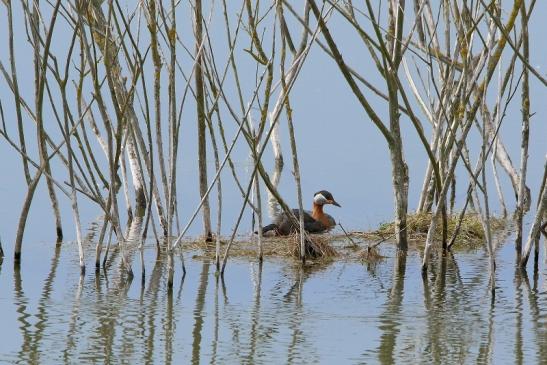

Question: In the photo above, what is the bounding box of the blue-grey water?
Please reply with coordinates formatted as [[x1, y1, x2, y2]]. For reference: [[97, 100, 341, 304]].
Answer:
[[1, 230, 546, 364]]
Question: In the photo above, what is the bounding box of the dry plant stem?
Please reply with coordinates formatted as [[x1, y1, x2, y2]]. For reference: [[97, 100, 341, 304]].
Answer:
[[0, 62, 102, 196], [209, 2, 320, 227], [338, 223, 359, 248], [515, 1, 530, 258], [56, 37, 86, 275], [414, 2, 497, 213], [95, 219, 109, 269], [168, 2, 271, 267], [219, 54, 320, 273], [206, 116, 223, 270], [247, 116, 263, 262], [170, 63, 272, 253], [12, 0, 64, 262], [146, 0, 169, 214], [385, 0, 409, 251], [284, 1, 410, 117], [253, 170, 263, 261], [491, 143, 507, 217], [217, 0, 254, 161], [448, 98, 515, 251], [80, 1, 149, 222], [4, 93, 96, 262], [120, 148, 133, 221], [212, 3, 326, 232], [308, 0, 410, 250], [14, 171, 42, 263], [102, 228, 114, 268], [220, 161, 262, 275], [447, 187, 472, 250], [195, 0, 213, 240], [479, 103, 495, 277], [279, 28, 305, 263], [520, 158, 547, 268], [422, 0, 524, 272], [163, 0, 178, 288], [75, 10, 130, 274], [203, 89, 224, 268], [5, 0, 31, 185], [30, 0, 64, 242]]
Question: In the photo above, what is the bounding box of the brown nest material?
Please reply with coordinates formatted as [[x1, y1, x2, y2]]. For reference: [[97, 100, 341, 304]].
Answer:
[[357, 212, 506, 248], [287, 233, 337, 260], [184, 232, 337, 260]]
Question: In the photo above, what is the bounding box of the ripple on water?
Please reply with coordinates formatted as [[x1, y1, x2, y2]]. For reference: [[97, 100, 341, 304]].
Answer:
[[0, 236, 546, 363]]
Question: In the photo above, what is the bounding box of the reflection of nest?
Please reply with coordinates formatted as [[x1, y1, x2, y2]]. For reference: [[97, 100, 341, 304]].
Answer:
[[358, 246, 385, 263]]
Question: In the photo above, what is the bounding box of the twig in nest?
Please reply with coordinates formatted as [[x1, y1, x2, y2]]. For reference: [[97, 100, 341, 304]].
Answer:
[[338, 222, 359, 247], [290, 233, 337, 259], [368, 225, 407, 252]]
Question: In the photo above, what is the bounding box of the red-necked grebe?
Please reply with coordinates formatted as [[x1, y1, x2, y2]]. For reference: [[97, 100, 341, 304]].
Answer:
[[261, 190, 341, 235]]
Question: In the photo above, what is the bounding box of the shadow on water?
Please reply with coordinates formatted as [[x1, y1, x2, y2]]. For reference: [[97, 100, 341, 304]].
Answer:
[[1, 234, 546, 363]]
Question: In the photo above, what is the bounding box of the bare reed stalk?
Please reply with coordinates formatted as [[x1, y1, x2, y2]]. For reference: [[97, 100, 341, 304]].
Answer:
[[56, 32, 86, 275], [307, 0, 412, 251], [480, 99, 495, 279], [172, 66, 271, 253], [3, 99, 90, 263], [161, 0, 178, 286], [246, 115, 264, 262], [195, 0, 213, 241], [515, 1, 530, 259], [520, 158, 547, 268], [29, 0, 64, 242], [11, 0, 64, 262], [5, 0, 31, 185], [217, 3, 328, 271], [205, 106, 224, 269], [278, 10, 305, 263], [422, 0, 524, 272], [146, 0, 169, 223], [75, 6, 132, 275]]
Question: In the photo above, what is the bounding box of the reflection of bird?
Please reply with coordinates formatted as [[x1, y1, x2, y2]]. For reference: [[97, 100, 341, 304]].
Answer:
[[262, 190, 341, 235]]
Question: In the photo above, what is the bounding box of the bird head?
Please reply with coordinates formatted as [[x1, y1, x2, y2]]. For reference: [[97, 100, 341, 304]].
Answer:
[[313, 190, 341, 207]]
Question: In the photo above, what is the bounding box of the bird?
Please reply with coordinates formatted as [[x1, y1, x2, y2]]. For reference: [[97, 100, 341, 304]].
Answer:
[[261, 190, 341, 236]]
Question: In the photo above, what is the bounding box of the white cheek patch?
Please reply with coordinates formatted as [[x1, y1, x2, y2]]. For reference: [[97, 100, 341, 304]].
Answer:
[[314, 193, 327, 205]]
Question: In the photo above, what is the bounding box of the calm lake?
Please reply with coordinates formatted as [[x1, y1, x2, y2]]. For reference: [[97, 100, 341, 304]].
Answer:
[[1, 229, 545, 364]]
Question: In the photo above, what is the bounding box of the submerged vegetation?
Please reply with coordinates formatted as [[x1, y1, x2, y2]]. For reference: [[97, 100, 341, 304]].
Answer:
[[0, 0, 545, 295]]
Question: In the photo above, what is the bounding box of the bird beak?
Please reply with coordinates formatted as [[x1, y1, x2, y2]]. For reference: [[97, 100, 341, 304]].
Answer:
[[330, 200, 341, 207]]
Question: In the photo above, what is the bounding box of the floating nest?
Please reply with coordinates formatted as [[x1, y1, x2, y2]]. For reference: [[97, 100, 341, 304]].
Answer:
[[357, 212, 507, 248], [186, 232, 337, 261]]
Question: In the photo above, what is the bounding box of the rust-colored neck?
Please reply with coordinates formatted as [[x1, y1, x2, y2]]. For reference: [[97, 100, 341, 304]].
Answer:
[[312, 203, 330, 227]]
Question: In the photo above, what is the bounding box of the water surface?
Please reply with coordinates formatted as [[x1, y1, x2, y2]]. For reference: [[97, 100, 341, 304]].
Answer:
[[1, 233, 546, 364]]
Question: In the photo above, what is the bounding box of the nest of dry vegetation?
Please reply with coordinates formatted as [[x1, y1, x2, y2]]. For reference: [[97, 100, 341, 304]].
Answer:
[[287, 233, 338, 259], [186, 232, 338, 261], [357, 212, 507, 248], [183, 212, 507, 263]]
